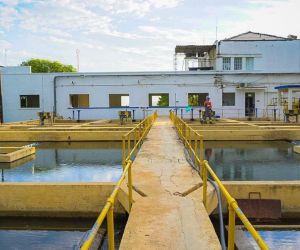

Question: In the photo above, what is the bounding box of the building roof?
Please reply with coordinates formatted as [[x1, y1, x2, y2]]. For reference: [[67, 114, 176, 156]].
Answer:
[[224, 31, 288, 41], [175, 45, 215, 56]]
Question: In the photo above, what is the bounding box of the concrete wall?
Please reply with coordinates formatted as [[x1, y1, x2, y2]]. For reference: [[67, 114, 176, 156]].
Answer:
[[0, 183, 125, 217], [222, 181, 300, 217], [2, 67, 300, 122], [217, 40, 300, 72]]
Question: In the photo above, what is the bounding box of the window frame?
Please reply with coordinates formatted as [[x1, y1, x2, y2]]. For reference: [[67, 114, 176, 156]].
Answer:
[[234, 57, 242, 70], [188, 93, 208, 107], [109, 94, 129, 107], [69, 94, 90, 108], [246, 57, 254, 71], [222, 57, 231, 70], [20, 95, 40, 108], [148, 93, 169, 107], [222, 92, 235, 106]]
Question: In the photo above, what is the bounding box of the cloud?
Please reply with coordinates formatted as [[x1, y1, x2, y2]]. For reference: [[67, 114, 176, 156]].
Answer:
[[86, 0, 181, 16]]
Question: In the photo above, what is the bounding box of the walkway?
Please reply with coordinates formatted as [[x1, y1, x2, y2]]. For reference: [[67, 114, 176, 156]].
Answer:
[[120, 117, 221, 250]]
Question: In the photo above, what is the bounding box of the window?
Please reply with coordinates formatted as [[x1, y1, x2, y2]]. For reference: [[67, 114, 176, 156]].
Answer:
[[20, 95, 40, 108], [222, 57, 231, 70], [246, 57, 254, 70], [149, 93, 169, 107], [234, 57, 242, 70], [70, 94, 89, 108], [188, 93, 208, 106], [109, 94, 129, 107], [222, 93, 235, 106]]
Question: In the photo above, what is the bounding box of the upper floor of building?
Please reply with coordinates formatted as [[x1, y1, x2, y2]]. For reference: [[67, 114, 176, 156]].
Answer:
[[175, 31, 300, 73]]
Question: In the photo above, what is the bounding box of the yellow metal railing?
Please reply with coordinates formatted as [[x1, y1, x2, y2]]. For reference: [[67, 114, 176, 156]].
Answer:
[[170, 111, 268, 250], [80, 112, 157, 250]]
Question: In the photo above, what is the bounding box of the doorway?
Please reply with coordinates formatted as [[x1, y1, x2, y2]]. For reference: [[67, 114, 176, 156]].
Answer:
[[245, 92, 255, 116]]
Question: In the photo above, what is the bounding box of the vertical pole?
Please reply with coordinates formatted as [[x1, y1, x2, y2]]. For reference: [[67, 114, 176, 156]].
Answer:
[[128, 162, 133, 211], [127, 134, 131, 160], [134, 129, 137, 154], [200, 137, 204, 177], [188, 128, 191, 155], [122, 135, 126, 170], [228, 205, 236, 250], [194, 134, 198, 165], [203, 161, 208, 209], [107, 204, 115, 250]]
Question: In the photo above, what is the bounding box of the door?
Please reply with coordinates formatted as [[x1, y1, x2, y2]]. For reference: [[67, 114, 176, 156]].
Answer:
[[245, 92, 255, 116]]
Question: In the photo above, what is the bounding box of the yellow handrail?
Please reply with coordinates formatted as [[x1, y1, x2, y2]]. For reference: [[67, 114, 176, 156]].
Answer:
[[80, 112, 157, 250], [169, 111, 268, 250]]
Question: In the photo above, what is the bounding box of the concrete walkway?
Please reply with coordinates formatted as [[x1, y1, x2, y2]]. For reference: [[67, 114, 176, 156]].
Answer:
[[120, 117, 221, 250]]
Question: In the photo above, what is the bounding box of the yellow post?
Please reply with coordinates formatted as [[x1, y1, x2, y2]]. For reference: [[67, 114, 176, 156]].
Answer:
[[122, 135, 126, 170], [107, 203, 115, 250], [134, 129, 137, 154], [128, 162, 133, 211], [194, 136, 198, 165], [200, 137, 204, 177], [203, 160, 208, 209], [127, 134, 131, 159], [228, 204, 236, 250]]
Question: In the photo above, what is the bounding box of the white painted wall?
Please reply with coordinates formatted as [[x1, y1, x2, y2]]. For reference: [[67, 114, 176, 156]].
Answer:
[[216, 40, 300, 72], [2, 67, 300, 122]]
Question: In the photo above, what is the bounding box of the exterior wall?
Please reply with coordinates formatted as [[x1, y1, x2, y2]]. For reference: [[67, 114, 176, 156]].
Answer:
[[2, 67, 300, 122], [216, 40, 300, 73]]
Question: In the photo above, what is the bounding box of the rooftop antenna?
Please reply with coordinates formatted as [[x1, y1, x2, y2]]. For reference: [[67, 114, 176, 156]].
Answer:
[[76, 49, 80, 72], [4, 49, 7, 66], [215, 17, 218, 41]]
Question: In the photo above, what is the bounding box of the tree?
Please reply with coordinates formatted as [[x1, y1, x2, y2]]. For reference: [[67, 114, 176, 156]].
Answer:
[[21, 58, 77, 73], [157, 94, 169, 106]]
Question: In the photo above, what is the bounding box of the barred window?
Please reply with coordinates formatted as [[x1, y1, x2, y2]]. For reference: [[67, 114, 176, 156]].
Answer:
[[234, 57, 242, 70], [222, 57, 231, 70]]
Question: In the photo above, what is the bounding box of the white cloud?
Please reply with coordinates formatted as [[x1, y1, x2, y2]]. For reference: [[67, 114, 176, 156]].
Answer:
[[86, 0, 181, 16]]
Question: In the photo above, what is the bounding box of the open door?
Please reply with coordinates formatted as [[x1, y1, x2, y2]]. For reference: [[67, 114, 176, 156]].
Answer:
[[245, 92, 255, 116]]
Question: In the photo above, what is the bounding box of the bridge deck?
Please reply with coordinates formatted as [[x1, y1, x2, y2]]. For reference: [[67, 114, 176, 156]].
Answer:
[[120, 117, 220, 250]]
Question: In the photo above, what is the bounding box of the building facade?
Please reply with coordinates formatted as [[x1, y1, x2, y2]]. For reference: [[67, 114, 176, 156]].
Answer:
[[1, 32, 300, 122]]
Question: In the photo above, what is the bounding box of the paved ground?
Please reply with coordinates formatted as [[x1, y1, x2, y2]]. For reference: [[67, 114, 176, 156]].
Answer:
[[120, 117, 221, 250]]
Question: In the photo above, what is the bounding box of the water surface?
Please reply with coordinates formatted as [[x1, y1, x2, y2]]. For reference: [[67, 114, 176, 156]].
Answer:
[[245, 229, 300, 250], [204, 141, 300, 181], [0, 142, 122, 182]]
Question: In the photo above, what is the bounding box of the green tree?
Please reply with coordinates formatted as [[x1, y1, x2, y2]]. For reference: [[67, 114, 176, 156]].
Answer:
[[157, 95, 169, 106], [21, 58, 77, 73]]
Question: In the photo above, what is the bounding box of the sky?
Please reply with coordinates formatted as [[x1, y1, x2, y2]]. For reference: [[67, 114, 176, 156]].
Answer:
[[0, 0, 299, 72]]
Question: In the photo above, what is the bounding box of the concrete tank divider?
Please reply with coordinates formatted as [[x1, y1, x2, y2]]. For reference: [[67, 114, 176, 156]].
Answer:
[[0, 182, 126, 217], [217, 181, 300, 218]]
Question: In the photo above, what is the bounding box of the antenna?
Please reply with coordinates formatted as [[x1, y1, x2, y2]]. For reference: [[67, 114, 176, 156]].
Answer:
[[4, 49, 7, 66], [76, 49, 80, 72], [215, 17, 218, 41]]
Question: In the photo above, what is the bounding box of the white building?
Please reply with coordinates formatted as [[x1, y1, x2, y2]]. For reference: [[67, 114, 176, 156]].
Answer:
[[1, 31, 300, 122]]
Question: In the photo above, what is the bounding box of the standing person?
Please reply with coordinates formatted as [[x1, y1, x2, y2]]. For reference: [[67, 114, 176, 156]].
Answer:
[[204, 96, 213, 123]]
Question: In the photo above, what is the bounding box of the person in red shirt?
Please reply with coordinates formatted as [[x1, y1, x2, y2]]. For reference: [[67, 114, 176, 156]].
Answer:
[[204, 96, 213, 123]]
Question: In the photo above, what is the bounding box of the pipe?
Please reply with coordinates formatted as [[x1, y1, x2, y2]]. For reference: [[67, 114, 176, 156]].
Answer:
[[184, 149, 227, 250]]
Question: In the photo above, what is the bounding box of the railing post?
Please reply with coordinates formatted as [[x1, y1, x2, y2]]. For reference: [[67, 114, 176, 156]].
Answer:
[[189, 127, 192, 149], [127, 134, 131, 160], [228, 204, 236, 250], [128, 161, 133, 211], [134, 129, 137, 154], [203, 160, 208, 209], [194, 133, 198, 165], [122, 135, 126, 170], [200, 136, 204, 177], [107, 203, 115, 250]]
